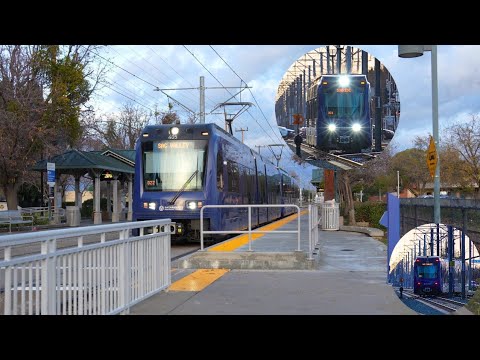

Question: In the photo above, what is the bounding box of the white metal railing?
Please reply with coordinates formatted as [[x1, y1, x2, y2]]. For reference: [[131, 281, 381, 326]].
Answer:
[[0, 219, 173, 315], [20, 206, 66, 221], [308, 204, 321, 260], [200, 204, 301, 251]]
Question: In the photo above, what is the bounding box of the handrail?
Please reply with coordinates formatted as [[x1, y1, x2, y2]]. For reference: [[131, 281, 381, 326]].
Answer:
[[200, 204, 300, 251], [0, 219, 174, 315]]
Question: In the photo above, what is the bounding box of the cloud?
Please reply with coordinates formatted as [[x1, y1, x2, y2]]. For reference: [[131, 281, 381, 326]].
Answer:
[[88, 45, 480, 182]]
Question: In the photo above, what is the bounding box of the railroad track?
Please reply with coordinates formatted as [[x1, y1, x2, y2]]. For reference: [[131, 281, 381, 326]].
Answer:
[[401, 289, 465, 314], [285, 140, 379, 168]]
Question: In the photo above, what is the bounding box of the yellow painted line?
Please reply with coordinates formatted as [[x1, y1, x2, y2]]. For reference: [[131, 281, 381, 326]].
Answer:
[[207, 209, 309, 252], [168, 269, 230, 292]]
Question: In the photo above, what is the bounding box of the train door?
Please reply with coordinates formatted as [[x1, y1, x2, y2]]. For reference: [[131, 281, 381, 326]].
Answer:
[[264, 164, 269, 222], [215, 146, 226, 233], [279, 172, 285, 217], [238, 164, 248, 230], [253, 156, 260, 227]]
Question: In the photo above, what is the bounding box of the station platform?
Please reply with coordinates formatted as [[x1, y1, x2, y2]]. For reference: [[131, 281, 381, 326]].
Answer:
[[130, 208, 418, 315]]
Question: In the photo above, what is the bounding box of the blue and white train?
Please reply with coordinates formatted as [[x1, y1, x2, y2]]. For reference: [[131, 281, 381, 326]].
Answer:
[[133, 123, 301, 242]]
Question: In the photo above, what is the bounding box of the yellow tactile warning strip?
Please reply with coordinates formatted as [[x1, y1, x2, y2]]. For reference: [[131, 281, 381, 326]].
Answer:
[[207, 209, 309, 252], [168, 210, 308, 292], [168, 269, 230, 292]]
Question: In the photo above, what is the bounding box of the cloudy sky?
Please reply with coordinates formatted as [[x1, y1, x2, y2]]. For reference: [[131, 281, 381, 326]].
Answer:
[[87, 45, 480, 189]]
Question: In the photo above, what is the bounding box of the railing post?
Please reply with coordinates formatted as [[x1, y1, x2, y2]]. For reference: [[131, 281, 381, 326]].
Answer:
[[100, 232, 106, 315], [118, 231, 126, 313], [123, 229, 131, 314], [4, 247, 11, 315], [200, 207, 205, 251], [308, 205, 313, 260], [248, 206, 252, 251], [297, 206, 301, 252], [41, 239, 57, 315]]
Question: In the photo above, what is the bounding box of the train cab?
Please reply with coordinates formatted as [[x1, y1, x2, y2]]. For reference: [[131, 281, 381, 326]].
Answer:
[[413, 256, 442, 296]]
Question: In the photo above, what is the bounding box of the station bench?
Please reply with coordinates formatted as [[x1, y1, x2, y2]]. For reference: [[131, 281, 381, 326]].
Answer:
[[0, 210, 34, 232]]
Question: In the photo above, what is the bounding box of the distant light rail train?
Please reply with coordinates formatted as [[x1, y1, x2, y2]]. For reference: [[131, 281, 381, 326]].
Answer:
[[413, 256, 474, 296], [305, 74, 372, 153], [133, 123, 301, 242]]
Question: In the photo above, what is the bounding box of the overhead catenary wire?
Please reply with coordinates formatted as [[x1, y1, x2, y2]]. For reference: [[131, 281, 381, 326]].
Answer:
[[101, 84, 156, 112], [111, 47, 199, 106], [183, 45, 282, 146], [85, 46, 216, 122], [208, 45, 286, 145], [146, 45, 219, 109]]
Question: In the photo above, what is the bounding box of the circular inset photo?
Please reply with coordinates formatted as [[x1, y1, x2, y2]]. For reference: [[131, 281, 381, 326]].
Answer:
[[275, 45, 400, 163]]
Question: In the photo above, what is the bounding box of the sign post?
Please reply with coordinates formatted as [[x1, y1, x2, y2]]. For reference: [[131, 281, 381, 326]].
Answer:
[[47, 162, 56, 187], [47, 162, 55, 221], [426, 136, 438, 178]]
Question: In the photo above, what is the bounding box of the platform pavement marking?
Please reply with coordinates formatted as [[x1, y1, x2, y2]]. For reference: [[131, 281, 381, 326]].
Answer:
[[168, 269, 230, 292], [207, 209, 309, 252]]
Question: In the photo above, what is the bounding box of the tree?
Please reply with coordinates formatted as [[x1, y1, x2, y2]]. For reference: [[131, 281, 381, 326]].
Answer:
[[338, 170, 356, 225], [444, 114, 480, 198], [157, 102, 181, 125], [83, 103, 152, 150], [389, 148, 431, 194], [0, 45, 104, 210]]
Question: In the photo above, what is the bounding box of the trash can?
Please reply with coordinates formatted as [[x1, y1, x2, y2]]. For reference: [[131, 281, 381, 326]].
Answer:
[[66, 206, 80, 227], [321, 201, 339, 230]]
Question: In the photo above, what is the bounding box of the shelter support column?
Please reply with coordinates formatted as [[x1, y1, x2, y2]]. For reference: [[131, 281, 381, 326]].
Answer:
[[106, 181, 112, 220], [127, 176, 132, 221], [75, 175, 81, 208], [93, 173, 102, 224], [112, 175, 119, 222]]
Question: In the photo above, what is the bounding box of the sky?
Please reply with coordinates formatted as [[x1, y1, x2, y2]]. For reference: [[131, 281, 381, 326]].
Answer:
[[87, 45, 480, 189]]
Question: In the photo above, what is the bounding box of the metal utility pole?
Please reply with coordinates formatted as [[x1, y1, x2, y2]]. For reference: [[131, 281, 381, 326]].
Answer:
[[346, 46, 352, 74], [326, 46, 331, 74], [448, 225, 454, 298], [157, 77, 250, 124], [200, 76, 205, 123], [235, 127, 248, 144], [362, 50, 369, 75], [374, 58, 382, 152], [336, 45, 342, 74]]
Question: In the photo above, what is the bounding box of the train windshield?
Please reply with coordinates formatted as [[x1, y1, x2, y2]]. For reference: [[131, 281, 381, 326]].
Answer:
[[143, 140, 207, 191], [323, 85, 366, 119], [416, 264, 438, 279]]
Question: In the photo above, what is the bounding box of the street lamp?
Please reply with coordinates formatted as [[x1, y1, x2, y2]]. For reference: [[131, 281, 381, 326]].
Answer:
[[398, 45, 440, 225]]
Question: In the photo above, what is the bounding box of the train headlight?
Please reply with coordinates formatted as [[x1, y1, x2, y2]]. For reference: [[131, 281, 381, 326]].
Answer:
[[352, 123, 361, 132], [148, 202, 156, 210], [338, 76, 350, 87], [170, 127, 179, 135], [185, 201, 203, 210], [328, 124, 336, 132]]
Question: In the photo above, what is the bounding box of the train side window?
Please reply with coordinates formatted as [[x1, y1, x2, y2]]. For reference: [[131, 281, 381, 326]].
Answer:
[[217, 152, 224, 190], [258, 171, 265, 203], [227, 162, 239, 193]]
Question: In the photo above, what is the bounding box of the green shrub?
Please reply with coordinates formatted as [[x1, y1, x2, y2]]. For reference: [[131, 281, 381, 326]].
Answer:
[[354, 201, 387, 231], [33, 214, 49, 226], [81, 198, 109, 218]]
